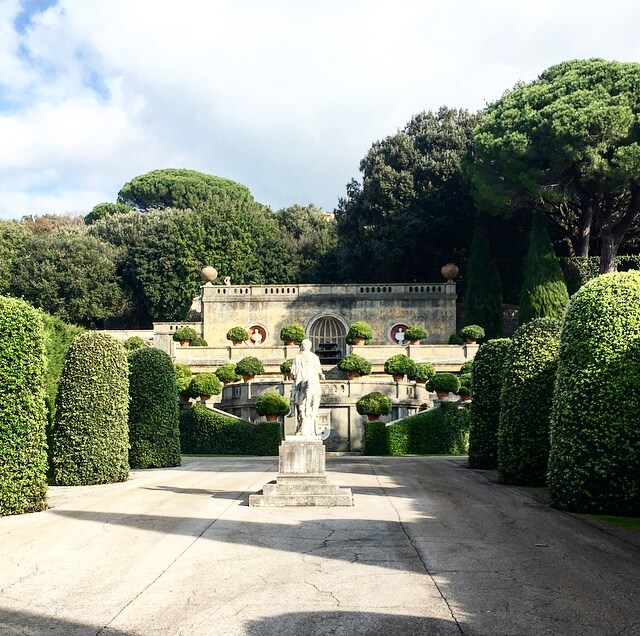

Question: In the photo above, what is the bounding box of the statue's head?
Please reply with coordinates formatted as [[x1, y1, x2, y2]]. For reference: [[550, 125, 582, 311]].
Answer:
[[300, 338, 312, 351]]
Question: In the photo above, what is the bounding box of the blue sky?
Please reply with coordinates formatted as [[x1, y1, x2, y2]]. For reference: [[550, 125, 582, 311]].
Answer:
[[1, 0, 639, 219]]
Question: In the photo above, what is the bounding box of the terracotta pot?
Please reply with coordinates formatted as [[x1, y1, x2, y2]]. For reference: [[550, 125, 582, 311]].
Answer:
[[243, 375, 254, 382], [410, 339, 421, 345], [414, 379, 427, 384], [459, 393, 471, 402], [353, 337, 366, 346], [179, 340, 190, 347], [199, 394, 211, 402], [436, 390, 449, 400], [465, 338, 477, 345], [392, 374, 404, 382], [346, 371, 361, 380], [265, 414, 278, 421], [232, 340, 243, 346], [366, 414, 380, 421], [286, 340, 297, 346]]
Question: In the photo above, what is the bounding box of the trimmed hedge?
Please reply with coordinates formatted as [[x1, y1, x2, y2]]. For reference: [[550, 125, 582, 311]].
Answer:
[[498, 318, 561, 485], [50, 332, 129, 485], [468, 338, 511, 469], [364, 403, 470, 455], [128, 348, 181, 469], [0, 297, 49, 515], [180, 404, 280, 455], [549, 272, 640, 514]]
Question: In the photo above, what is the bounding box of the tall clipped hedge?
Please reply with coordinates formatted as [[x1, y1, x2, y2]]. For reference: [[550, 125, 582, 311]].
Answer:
[[363, 403, 470, 455], [51, 332, 130, 485], [549, 272, 640, 514], [180, 404, 280, 455], [518, 215, 569, 326], [468, 338, 511, 469], [128, 348, 181, 468], [498, 318, 561, 485], [0, 297, 49, 515]]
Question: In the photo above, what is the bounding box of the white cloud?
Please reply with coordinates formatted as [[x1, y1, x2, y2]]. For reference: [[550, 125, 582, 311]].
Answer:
[[1, 0, 639, 218]]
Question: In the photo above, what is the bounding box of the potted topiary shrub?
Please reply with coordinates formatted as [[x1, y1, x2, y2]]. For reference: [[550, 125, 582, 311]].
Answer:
[[384, 354, 417, 382], [123, 336, 147, 351], [449, 334, 464, 345], [458, 382, 472, 402], [405, 325, 429, 345], [173, 326, 198, 347], [255, 392, 290, 421], [189, 373, 222, 401], [428, 373, 461, 400], [279, 323, 306, 345], [280, 358, 294, 380], [337, 354, 372, 380], [189, 335, 208, 346], [346, 321, 373, 346], [226, 326, 249, 345], [459, 325, 485, 344], [235, 356, 265, 382], [408, 361, 436, 384], [215, 363, 241, 385], [356, 391, 392, 421], [175, 363, 193, 404]]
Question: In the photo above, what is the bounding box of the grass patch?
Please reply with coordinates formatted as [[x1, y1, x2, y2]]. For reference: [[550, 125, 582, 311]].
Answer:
[[587, 515, 640, 533]]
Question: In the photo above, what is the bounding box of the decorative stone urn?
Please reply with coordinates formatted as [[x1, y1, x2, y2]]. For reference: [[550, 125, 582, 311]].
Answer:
[[200, 266, 218, 283], [441, 262, 459, 282]]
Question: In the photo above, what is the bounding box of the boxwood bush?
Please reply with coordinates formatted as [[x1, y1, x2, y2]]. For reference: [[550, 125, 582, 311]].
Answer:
[[363, 402, 469, 455], [124, 336, 147, 351], [175, 363, 193, 396], [50, 332, 129, 485], [226, 326, 249, 343], [235, 356, 265, 378], [280, 323, 306, 344], [0, 297, 49, 515], [180, 404, 280, 455], [189, 373, 222, 398], [337, 354, 372, 376], [408, 361, 436, 383], [255, 392, 290, 417], [173, 326, 198, 343], [356, 392, 392, 416], [548, 272, 640, 514], [128, 348, 181, 469], [468, 338, 511, 469], [498, 318, 561, 485], [427, 373, 460, 394], [346, 321, 373, 344], [384, 354, 417, 379], [215, 363, 241, 384]]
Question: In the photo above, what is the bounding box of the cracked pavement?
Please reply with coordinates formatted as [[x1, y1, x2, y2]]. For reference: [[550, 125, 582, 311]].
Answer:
[[1, 456, 639, 635]]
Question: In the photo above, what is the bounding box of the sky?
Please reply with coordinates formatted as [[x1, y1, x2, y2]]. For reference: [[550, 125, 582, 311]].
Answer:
[[1, 0, 639, 219]]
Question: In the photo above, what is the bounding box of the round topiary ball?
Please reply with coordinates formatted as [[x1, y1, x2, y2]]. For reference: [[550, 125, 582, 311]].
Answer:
[[549, 272, 640, 514], [255, 392, 290, 417], [356, 392, 392, 416]]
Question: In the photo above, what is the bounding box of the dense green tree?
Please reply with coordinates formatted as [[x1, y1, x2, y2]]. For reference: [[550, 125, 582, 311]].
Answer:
[[471, 58, 640, 273], [463, 223, 503, 339], [549, 272, 640, 514], [335, 107, 481, 281], [84, 202, 133, 226], [0, 297, 48, 515], [10, 227, 129, 327], [0, 220, 28, 295], [274, 204, 339, 282], [117, 168, 254, 212], [519, 215, 569, 325]]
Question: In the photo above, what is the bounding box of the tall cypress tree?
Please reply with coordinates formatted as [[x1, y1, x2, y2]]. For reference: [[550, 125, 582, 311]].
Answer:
[[463, 222, 503, 339], [519, 214, 569, 325]]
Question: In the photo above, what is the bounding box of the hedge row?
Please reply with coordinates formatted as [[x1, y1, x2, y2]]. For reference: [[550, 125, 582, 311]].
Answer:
[[0, 297, 49, 515], [364, 403, 470, 455], [498, 319, 561, 485], [468, 338, 511, 469], [180, 404, 280, 455], [50, 332, 130, 485], [128, 347, 181, 469]]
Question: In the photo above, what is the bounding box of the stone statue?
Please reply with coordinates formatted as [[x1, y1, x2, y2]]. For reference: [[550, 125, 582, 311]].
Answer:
[[290, 339, 325, 437]]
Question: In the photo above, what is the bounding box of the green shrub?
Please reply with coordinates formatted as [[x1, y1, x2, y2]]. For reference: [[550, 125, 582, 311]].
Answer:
[[356, 392, 392, 416], [346, 321, 373, 344], [459, 325, 485, 341], [128, 348, 181, 469], [337, 354, 372, 376], [449, 334, 464, 345], [190, 335, 208, 346], [226, 326, 249, 343], [459, 360, 474, 375], [468, 338, 511, 469], [519, 214, 569, 326], [255, 392, 290, 417], [51, 332, 129, 485], [173, 326, 198, 343], [427, 373, 461, 394], [0, 297, 49, 515], [279, 323, 306, 344], [408, 361, 436, 382], [215, 363, 241, 384], [498, 318, 561, 485], [280, 358, 293, 374], [174, 363, 193, 395], [235, 357, 265, 378], [549, 272, 640, 514], [364, 403, 470, 455], [124, 336, 147, 351], [189, 373, 222, 397], [384, 354, 417, 378], [180, 404, 280, 455], [405, 325, 429, 342]]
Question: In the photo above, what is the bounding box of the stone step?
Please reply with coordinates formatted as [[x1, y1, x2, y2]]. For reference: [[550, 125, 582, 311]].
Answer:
[[249, 490, 353, 507], [262, 482, 347, 496]]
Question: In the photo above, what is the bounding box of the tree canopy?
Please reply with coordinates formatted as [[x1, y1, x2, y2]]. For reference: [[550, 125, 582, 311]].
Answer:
[[470, 58, 640, 273], [335, 107, 481, 281]]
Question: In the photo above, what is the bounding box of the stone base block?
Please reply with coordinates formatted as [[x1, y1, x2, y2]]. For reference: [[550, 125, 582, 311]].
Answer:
[[249, 438, 353, 507]]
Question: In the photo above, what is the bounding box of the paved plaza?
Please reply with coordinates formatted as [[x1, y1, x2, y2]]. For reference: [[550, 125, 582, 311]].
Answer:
[[1, 456, 639, 635]]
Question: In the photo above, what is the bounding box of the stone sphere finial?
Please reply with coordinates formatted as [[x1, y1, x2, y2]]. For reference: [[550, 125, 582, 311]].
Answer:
[[441, 263, 459, 282], [200, 266, 218, 284]]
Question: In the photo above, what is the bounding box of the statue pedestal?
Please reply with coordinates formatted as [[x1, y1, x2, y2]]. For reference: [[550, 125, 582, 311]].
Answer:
[[249, 437, 353, 507]]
